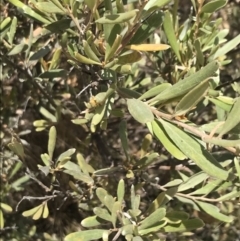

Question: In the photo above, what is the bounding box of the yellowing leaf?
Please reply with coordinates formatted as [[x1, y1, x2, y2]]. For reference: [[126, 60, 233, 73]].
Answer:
[[0, 203, 13, 212], [22, 205, 42, 217], [42, 203, 49, 219], [32, 205, 44, 220], [126, 44, 170, 51]]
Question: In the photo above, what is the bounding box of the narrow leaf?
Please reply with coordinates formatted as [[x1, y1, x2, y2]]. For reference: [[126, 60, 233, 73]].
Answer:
[[163, 11, 181, 62], [152, 121, 186, 160], [201, 0, 228, 13], [117, 179, 125, 203], [219, 97, 240, 137], [162, 219, 204, 232], [178, 172, 209, 192], [138, 208, 166, 230], [196, 201, 233, 222], [126, 44, 170, 51], [65, 229, 107, 241], [174, 78, 209, 116], [93, 207, 112, 222], [139, 83, 172, 100], [149, 61, 219, 105], [74, 52, 102, 65], [42, 202, 49, 219], [96, 10, 138, 24], [127, 99, 154, 124], [0, 203, 13, 212], [81, 216, 103, 227], [48, 126, 57, 161], [160, 119, 229, 180]]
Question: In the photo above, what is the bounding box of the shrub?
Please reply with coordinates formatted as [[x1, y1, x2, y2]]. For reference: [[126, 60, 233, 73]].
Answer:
[[1, 0, 240, 240]]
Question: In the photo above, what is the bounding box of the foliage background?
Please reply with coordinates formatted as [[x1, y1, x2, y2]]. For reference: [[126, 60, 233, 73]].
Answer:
[[1, 0, 240, 241]]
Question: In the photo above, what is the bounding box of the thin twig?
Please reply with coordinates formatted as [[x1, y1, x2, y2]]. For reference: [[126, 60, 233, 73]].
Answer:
[[16, 194, 57, 211]]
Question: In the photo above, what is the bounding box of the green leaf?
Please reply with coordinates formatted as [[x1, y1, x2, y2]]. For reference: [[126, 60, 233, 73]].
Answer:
[[201, 0, 227, 13], [117, 50, 142, 64], [96, 188, 108, 206], [45, 19, 72, 33], [57, 149, 76, 163], [163, 11, 181, 62], [105, 34, 122, 62], [196, 201, 233, 222], [0, 17, 11, 31], [189, 179, 223, 195], [163, 179, 183, 188], [91, 104, 108, 126], [178, 172, 209, 192], [8, 16, 17, 45], [29, 45, 52, 61], [160, 119, 229, 180], [139, 83, 172, 100], [93, 167, 123, 176], [104, 195, 115, 212], [129, 11, 164, 45], [117, 87, 141, 99], [121, 224, 134, 235], [77, 153, 95, 174], [203, 137, 240, 148], [152, 121, 186, 160], [35, 2, 65, 14], [8, 43, 28, 55], [117, 179, 125, 203], [214, 34, 240, 59], [110, 64, 132, 74], [41, 153, 50, 166], [96, 10, 138, 24], [83, 40, 101, 63], [234, 157, 240, 182], [162, 219, 204, 232], [93, 207, 112, 222], [112, 201, 122, 228], [127, 99, 154, 124], [81, 216, 103, 227], [137, 152, 159, 169], [144, 0, 172, 12], [207, 97, 232, 112], [138, 208, 166, 230], [64, 169, 93, 184], [65, 229, 108, 241], [39, 69, 67, 79], [195, 39, 204, 65], [8, 0, 51, 24], [166, 211, 189, 220], [149, 61, 219, 105], [219, 97, 240, 136], [8, 137, 25, 161], [74, 52, 102, 65], [218, 190, 240, 201], [138, 221, 167, 235], [48, 126, 57, 161], [174, 78, 209, 116]]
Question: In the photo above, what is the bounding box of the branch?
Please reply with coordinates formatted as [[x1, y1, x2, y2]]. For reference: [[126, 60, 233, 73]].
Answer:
[[16, 194, 57, 211]]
